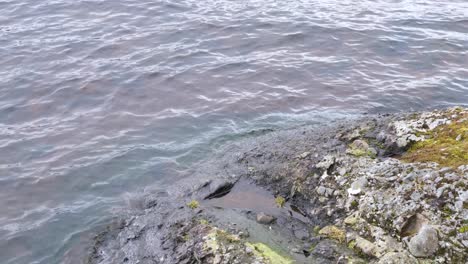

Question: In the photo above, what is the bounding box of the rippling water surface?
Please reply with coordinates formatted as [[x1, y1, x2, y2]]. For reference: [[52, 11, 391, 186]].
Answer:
[[1, 0, 467, 263]]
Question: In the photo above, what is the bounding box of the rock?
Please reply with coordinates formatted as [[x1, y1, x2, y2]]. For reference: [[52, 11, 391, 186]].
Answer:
[[316, 155, 335, 170], [348, 177, 368, 195], [400, 213, 428, 237], [408, 225, 439, 257], [319, 225, 346, 243], [256, 212, 275, 225], [377, 252, 418, 264], [316, 186, 327, 196], [293, 228, 309, 240], [354, 236, 383, 258], [338, 167, 347, 176], [346, 140, 376, 158], [344, 215, 358, 226]]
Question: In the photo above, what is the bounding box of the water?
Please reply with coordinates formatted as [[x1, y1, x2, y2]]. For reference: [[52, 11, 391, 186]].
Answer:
[[0, 0, 467, 263]]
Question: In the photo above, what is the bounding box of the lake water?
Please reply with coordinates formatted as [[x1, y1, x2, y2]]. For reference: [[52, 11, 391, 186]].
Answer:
[[0, 0, 467, 263]]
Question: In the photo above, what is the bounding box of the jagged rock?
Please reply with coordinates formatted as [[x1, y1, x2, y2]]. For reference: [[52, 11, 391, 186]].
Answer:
[[407, 225, 439, 257], [316, 155, 336, 170]]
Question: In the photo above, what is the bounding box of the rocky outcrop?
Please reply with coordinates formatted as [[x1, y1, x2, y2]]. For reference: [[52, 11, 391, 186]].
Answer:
[[87, 107, 467, 264]]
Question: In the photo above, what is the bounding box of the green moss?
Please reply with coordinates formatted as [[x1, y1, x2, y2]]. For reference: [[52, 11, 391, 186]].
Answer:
[[347, 140, 376, 158], [459, 225, 468, 234], [245, 242, 293, 264], [348, 240, 357, 249], [187, 200, 199, 209], [275, 196, 286, 208], [401, 113, 468, 169]]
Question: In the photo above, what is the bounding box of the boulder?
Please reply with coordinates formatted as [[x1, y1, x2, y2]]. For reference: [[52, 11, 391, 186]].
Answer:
[[408, 225, 439, 257]]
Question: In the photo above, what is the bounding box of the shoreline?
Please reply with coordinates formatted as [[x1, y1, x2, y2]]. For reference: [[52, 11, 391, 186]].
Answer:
[[87, 107, 467, 264]]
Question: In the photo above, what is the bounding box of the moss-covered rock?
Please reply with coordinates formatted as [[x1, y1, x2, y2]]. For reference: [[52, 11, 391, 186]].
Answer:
[[401, 109, 468, 169], [319, 225, 346, 243]]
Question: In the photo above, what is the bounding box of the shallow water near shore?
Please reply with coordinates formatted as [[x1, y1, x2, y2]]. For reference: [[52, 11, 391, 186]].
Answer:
[[1, 0, 468, 263]]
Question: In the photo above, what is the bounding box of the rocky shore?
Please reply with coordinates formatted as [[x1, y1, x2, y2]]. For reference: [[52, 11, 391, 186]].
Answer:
[[87, 107, 467, 264]]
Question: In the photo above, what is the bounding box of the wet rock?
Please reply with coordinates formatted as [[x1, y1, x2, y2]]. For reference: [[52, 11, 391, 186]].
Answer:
[[293, 228, 309, 240], [311, 240, 356, 262], [256, 212, 275, 225], [408, 225, 439, 257]]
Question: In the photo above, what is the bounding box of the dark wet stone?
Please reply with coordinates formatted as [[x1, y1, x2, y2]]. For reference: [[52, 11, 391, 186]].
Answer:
[[256, 212, 275, 224]]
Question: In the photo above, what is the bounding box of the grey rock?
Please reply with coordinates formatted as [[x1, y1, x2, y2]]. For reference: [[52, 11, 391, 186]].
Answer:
[[298, 151, 310, 159], [316, 155, 335, 170], [408, 225, 439, 257], [256, 212, 275, 225], [354, 236, 384, 258], [377, 252, 418, 264], [348, 177, 368, 195], [316, 186, 327, 196], [293, 228, 309, 240]]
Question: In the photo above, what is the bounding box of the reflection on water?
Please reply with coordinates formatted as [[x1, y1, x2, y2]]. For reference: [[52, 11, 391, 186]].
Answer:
[[0, 0, 467, 263]]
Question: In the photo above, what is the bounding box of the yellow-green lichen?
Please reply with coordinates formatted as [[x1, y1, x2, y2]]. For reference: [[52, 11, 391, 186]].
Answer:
[[198, 218, 209, 225], [204, 229, 240, 252], [346, 140, 376, 159], [245, 242, 293, 264], [459, 225, 468, 234], [187, 200, 199, 209], [401, 112, 468, 169], [275, 196, 286, 208], [348, 240, 357, 249], [318, 225, 346, 243]]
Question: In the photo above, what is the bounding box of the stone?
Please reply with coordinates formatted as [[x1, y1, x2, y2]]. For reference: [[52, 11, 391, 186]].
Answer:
[[344, 215, 358, 226], [400, 213, 427, 237], [316, 155, 335, 170], [293, 228, 309, 240], [298, 151, 310, 159], [256, 212, 275, 225], [377, 252, 418, 264], [316, 186, 327, 196], [354, 236, 383, 258], [318, 225, 346, 242], [408, 225, 439, 257], [348, 177, 368, 195]]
